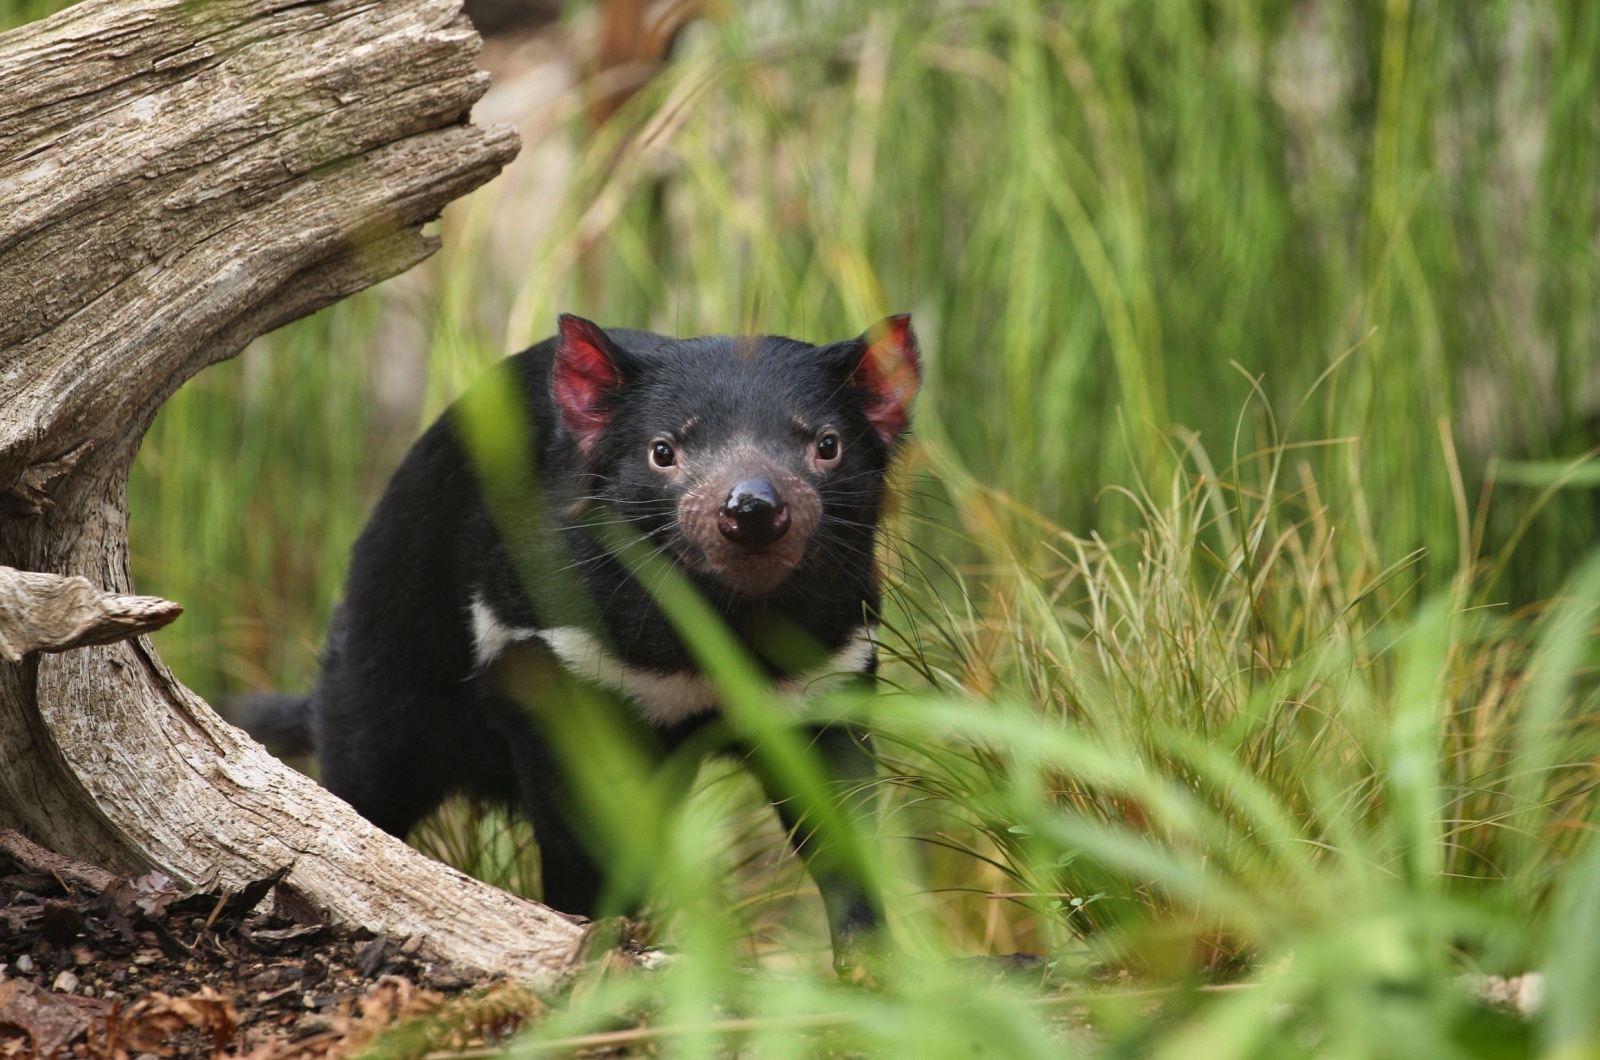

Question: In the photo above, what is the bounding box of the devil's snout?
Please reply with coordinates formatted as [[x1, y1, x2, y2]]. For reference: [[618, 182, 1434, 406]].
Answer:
[[717, 479, 790, 549], [679, 460, 818, 595]]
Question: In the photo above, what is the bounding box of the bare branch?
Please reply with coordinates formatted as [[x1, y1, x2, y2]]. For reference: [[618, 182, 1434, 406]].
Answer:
[[0, 567, 182, 663], [0, 828, 123, 893]]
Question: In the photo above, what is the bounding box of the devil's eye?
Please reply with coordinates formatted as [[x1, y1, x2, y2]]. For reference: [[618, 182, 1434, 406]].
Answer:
[[815, 432, 841, 461], [650, 439, 677, 468]]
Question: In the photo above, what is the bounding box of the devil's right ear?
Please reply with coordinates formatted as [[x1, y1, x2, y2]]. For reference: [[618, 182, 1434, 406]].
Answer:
[[552, 314, 632, 452]]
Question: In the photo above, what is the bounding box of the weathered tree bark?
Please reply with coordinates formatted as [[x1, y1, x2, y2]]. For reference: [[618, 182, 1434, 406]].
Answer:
[[0, 0, 595, 986], [0, 569, 182, 664]]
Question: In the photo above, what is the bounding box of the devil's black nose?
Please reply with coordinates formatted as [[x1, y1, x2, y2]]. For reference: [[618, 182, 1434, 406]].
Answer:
[[718, 479, 790, 549]]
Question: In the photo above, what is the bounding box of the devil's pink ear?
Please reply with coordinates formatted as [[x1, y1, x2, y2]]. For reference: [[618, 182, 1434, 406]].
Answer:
[[850, 314, 921, 448], [552, 314, 628, 452]]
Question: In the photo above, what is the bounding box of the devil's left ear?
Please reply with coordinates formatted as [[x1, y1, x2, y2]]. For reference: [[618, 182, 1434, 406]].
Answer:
[[839, 314, 921, 448]]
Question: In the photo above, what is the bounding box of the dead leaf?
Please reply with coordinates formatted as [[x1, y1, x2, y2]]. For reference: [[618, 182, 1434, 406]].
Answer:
[[128, 871, 182, 919], [88, 987, 239, 1059], [0, 978, 109, 1056]]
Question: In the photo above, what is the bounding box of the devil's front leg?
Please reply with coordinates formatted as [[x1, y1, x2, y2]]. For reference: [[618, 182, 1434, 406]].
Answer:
[[751, 722, 889, 981]]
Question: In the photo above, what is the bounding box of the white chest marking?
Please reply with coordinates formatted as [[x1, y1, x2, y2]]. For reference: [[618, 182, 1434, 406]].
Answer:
[[537, 626, 718, 725], [469, 594, 877, 726], [469, 595, 540, 669]]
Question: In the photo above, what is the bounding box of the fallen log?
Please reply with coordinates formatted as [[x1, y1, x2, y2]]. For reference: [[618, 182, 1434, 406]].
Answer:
[[0, 0, 595, 986]]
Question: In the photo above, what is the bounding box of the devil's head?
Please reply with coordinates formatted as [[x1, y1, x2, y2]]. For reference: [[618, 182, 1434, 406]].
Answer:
[[550, 315, 921, 598]]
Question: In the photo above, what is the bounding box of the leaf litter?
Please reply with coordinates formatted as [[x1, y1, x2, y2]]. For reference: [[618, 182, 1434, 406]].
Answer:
[[0, 830, 542, 1059]]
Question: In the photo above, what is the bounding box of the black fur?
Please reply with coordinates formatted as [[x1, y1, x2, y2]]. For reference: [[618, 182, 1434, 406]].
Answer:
[[244, 319, 919, 970], [235, 692, 313, 758]]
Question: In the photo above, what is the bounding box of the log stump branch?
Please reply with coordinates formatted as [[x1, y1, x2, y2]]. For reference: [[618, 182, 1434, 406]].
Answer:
[[0, 566, 182, 663]]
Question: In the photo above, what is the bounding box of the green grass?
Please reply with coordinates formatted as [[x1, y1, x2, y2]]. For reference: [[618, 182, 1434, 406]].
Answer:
[[451, 425, 1600, 1058], [8, 0, 1600, 1054]]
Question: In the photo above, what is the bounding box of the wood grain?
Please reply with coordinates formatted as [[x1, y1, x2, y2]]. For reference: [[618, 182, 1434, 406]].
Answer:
[[0, 567, 181, 663]]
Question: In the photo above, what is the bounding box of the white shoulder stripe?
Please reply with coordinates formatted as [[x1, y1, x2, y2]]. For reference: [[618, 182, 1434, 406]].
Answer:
[[470, 589, 876, 726], [469, 594, 540, 669], [537, 626, 719, 726], [541, 624, 879, 727]]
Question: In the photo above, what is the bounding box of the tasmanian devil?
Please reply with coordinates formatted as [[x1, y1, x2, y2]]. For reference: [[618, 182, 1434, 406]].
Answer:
[[242, 313, 920, 974]]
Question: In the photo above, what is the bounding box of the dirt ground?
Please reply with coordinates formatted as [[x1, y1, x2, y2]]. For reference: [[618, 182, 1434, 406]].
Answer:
[[0, 831, 545, 1059]]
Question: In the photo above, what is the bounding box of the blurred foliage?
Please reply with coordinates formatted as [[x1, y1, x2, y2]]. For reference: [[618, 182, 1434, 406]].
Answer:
[[539, 0, 1600, 605], [0, 0, 66, 26], [7, 0, 1600, 1055]]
